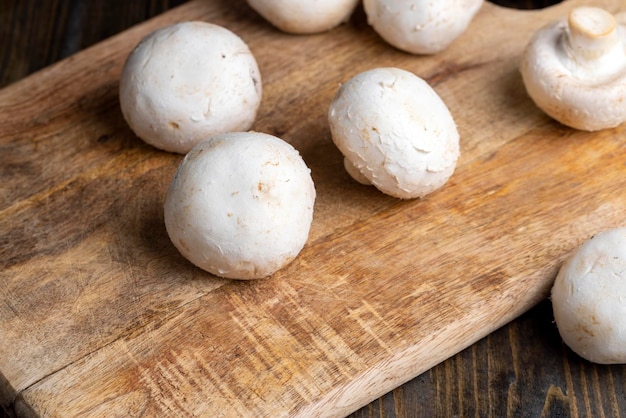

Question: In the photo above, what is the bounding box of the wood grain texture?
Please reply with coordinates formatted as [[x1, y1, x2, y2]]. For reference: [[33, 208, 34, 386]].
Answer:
[[1, 0, 626, 417]]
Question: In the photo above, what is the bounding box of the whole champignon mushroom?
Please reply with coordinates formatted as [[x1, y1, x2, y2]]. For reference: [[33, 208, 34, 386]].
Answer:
[[119, 21, 262, 154], [520, 7, 626, 131], [164, 131, 316, 280], [246, 0, 359, 34], [363, 0, 484, 55], [328, 67, 460, 199], [551, 228, 626, 364]]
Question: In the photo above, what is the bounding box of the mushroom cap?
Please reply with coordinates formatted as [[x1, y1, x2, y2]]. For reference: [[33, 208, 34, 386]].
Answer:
[[119, 21, 262, 154], [247, 0, 359, 34], [551, 228, 626, 364], [328, 67, 460, 199], [164, 131, 316, 280], [520, 9, 626, 131], [363, 0, 484, 55]]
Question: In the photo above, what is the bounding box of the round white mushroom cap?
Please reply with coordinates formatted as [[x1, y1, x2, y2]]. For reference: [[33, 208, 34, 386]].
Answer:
[[520, 7, 626, 131], [328, 67, 460, 199], [164, 131, 316, 280], [363, 0, 484, 55], [551, 227, 626, 364], [119, 21, 262, 154], [246, 0, 359, 34]]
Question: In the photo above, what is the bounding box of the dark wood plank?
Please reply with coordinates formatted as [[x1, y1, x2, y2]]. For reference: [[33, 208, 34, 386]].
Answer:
[[351, 299, 626, 417], [0, 0, 187, 87]]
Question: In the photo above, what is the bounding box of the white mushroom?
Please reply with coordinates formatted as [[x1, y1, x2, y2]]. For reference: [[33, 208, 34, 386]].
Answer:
[[328, 67, 460, 199], [551, 227, 626, 364], [246, 0, 359, 34], [119, 21, 262, 154], [520, 7, 626, 131], [164, 131, 316, 280], [363, 0, 484, 55]]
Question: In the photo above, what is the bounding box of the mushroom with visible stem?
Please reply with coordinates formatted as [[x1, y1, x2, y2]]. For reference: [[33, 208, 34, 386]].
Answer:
[[119, 22, 262, 154], [164, 131, 316, 280], [520, 7, 626, 131], [363, 0, 484, 55], [246, 0, 359, 34], [328, 67, 460, 199], [551, 227, 626, 364]]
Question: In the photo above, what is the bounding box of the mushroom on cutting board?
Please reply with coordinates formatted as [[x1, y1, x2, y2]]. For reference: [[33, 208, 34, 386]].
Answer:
[[551, 228, 626, 364], [520, 7, 626, 131], [328, 67, 460, 199], [164, 131, 316, 280], [363, 0, 484, 54], [119, 21, 262, 154], [246, 0, 359, 34]]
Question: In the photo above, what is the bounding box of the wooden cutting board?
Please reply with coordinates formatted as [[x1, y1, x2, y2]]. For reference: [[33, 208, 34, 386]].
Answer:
[[1, 0, 625, 416]]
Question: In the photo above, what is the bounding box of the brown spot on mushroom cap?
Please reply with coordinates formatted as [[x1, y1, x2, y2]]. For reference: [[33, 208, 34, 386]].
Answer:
[[177, 239, 190, 253]]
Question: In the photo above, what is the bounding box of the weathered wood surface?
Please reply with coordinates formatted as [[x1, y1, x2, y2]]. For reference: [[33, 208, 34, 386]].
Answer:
[[1, 0, 626, 416]]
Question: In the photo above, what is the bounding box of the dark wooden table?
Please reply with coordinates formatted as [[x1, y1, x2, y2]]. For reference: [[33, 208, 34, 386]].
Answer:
[[1, 1, 624, 417]]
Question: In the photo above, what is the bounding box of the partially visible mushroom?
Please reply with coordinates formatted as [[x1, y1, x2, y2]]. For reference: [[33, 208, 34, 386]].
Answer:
[[119, 21, 262, 154], [551, 228, 626, 364], [520, 7, 626, 131], [328, 67, 460, 199], [246, 0, 359, 34], [363, 0, 484, 55], [164, 131, 316, 280]]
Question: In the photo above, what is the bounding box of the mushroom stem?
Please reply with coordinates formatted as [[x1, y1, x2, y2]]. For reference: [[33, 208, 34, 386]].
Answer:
[[343, 157, 371, 186], [566, 7, 621, 63]]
